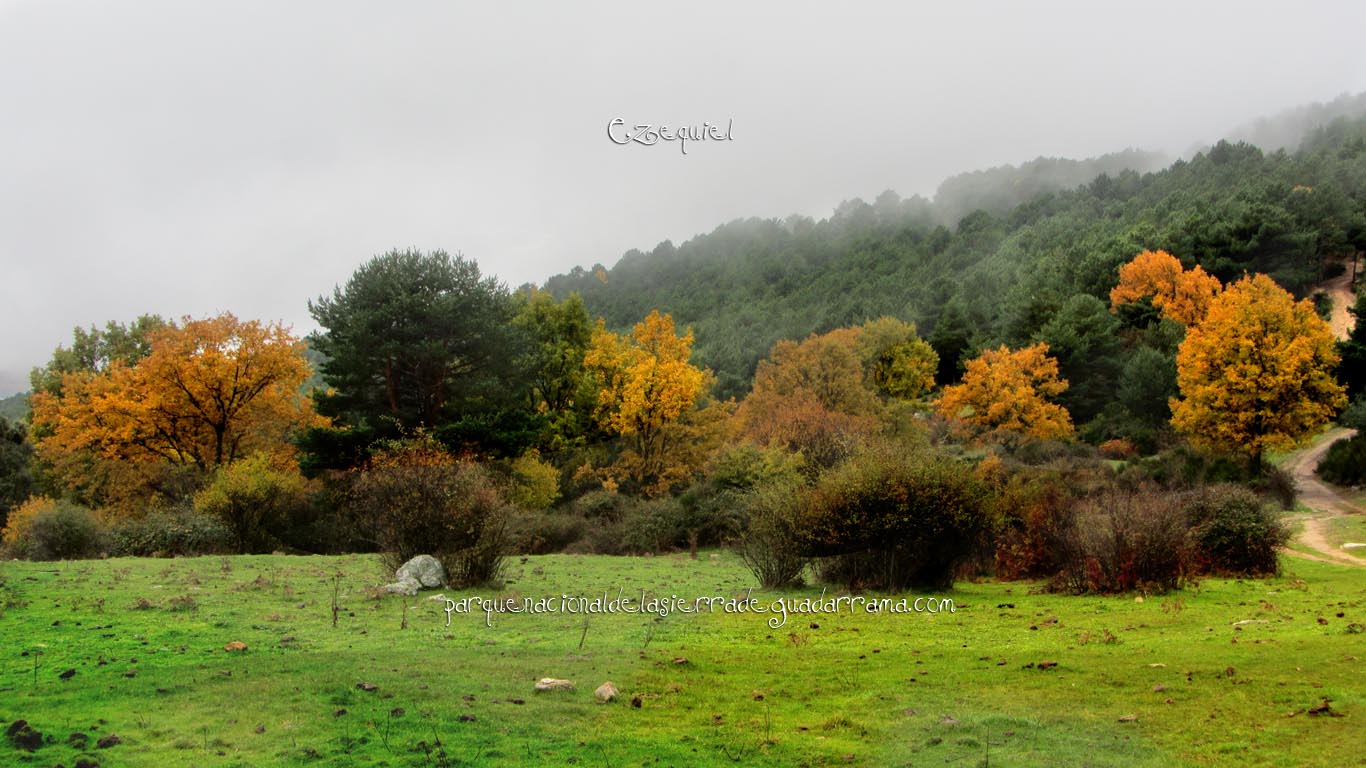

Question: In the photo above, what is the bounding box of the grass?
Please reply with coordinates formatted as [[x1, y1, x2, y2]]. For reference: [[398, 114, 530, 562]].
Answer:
[[1325, 516, 1366, 561], [0, 552, 1362, 767]]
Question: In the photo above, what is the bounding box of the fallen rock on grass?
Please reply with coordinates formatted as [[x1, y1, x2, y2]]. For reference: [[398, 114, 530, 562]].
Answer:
[[535, 678, 574, 692], [224, 641, 247, 652], [396, 555, 446, 588], [595, 682, 619, 702]]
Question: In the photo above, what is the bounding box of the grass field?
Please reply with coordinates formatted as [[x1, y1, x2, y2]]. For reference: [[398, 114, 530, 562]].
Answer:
[[0, 552, 1362, 767]]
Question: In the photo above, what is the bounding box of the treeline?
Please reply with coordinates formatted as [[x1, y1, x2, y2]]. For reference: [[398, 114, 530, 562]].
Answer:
[[544, 115, 1366, 407]]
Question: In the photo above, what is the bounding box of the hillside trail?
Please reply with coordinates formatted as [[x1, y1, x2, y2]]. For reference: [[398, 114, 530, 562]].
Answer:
[[1277, 257, 1363, 567], [1321, 255, 1358, 339], [1279, 427, 1364, 567]]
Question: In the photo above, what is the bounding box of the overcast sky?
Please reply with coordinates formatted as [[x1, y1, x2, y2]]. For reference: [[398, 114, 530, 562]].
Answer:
[[2, 1, 1364, 396]]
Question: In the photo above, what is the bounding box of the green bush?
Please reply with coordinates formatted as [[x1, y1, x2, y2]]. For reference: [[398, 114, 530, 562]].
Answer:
[[1338, 395, 1366, 430], [506, 510, 588, 555], [1187, 485, 1287, 575], [571, 489, 627, 520], [802, 448, 994, 590], [193, 454, 309, 554], [678, 442, 805, 551], [5, 500, 106, 561], [1318, 432, 1366, 486], [108, 507, 234, 557], [736, 479, 809, 588]]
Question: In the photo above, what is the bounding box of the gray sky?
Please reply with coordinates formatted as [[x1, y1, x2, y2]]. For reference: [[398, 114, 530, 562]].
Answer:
[[2, 0, 1364, 396]]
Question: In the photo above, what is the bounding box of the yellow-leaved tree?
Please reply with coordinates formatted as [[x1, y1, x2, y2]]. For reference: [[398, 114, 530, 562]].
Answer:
[[1170, 273, 1345, 468], [936, 343, 1074, 439], [1109, 249, 1222, 326], [582, 310, 719, 495]]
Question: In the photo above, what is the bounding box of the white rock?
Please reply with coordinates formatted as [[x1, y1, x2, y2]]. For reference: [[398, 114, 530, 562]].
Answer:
[[396, 555, 447, 588], [534, 678, 574, 692], [594, 682, 619, 702]]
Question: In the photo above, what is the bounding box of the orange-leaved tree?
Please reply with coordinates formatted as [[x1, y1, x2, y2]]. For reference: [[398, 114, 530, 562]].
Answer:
[[736, 326, 882, 470], [31, 313, 325, 501], [582, 310, 713, 495], [936, 343, 1074, 439], [1109, 249, 1222, 326], [1169, 273, 1345, 468]]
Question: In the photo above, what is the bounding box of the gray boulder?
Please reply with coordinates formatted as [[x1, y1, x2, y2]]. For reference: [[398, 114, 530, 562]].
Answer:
[[383, 577, 420, 596], [396, 555, 446, 589]]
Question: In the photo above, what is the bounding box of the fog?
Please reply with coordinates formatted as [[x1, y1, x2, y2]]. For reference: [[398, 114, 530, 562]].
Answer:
[[2, 0, 1364, 396]]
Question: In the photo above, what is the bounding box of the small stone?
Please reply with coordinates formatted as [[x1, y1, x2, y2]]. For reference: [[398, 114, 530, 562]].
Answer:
[[594, 682, 619, 703], [534, 678, 574, 692], [1117, 715, 1138, 723], [224, 641, 247, 652], [357, 682, 379, 692]]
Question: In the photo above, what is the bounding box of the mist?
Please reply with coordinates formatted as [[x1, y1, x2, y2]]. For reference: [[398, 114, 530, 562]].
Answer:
[[2, 0, 1364, 396]]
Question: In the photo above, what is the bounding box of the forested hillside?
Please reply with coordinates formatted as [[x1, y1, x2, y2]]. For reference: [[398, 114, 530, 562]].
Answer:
[[545, 114, 1366, 403]]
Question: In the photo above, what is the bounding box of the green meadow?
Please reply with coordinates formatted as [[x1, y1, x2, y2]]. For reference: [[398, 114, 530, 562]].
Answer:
[[1, 552, 1361, 767]]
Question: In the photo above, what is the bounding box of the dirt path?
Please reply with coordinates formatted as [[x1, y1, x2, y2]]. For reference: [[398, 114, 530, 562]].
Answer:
[[1321, 255, 1358, 340], [1280, 427, 1364, 567]]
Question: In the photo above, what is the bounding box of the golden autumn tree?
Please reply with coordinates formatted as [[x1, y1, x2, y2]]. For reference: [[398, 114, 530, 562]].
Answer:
[[937, 343, 1074, 439], [736, 326, 882, 469], [1109, 249, 1222, 326], [1170, 274, 1345, 468], [31, 313, 325, 508], [582, 310, 714, 495]]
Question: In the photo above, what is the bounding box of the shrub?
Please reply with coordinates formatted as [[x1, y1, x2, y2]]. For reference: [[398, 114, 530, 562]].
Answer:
[[2, 497, 106, 560], [1317, 432, 1366, 486], [1097, 438, 1137, 460], [993, 473, 1077, 580], [1049, 487, 1192, 594], [350, 435, 509, 587], [108, 507, 234, 557], [1187, 485, 1287, 575], [506, 510, 588, 555], [621, 497, 689, 554], [678, 442, 805, 551], [194, 453, 309, 553], [1252, 465, 1297, 510], [736, 479, 809, 588], [571, 489, 627, 521], [506, 451, 561, 511], [802, 448, 994, 590], [1338, 395, 1366, 430]]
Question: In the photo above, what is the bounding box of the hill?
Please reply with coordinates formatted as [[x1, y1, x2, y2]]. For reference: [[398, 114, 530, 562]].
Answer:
[[545, 106, 1366, 401]]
